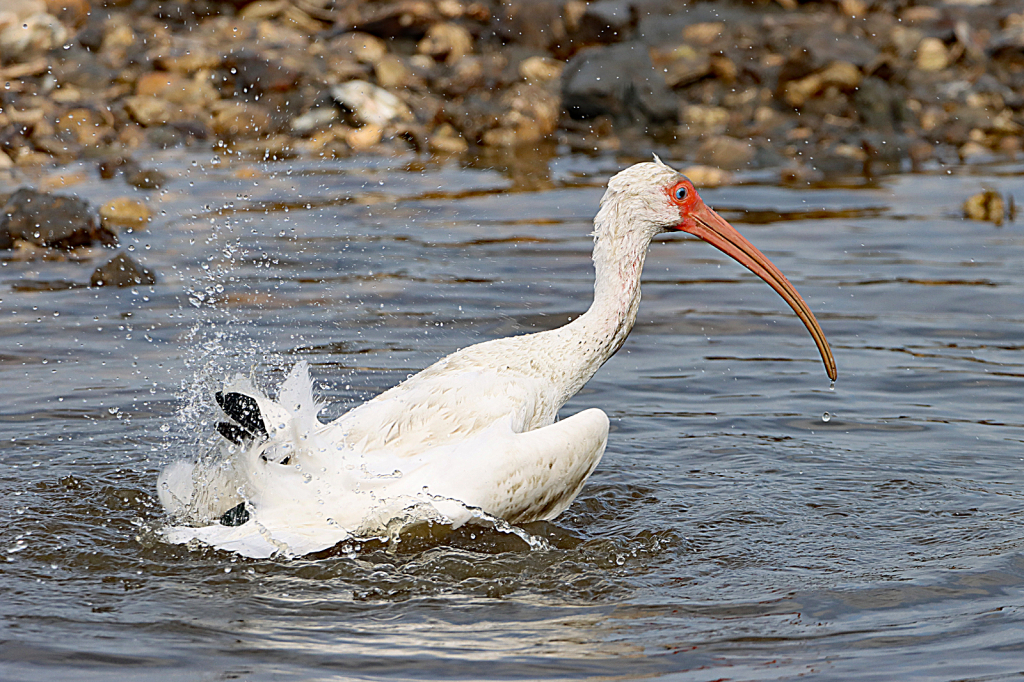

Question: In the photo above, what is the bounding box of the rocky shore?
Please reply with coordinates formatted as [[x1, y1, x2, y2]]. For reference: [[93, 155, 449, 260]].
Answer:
[[0, 0, 1022, 265]]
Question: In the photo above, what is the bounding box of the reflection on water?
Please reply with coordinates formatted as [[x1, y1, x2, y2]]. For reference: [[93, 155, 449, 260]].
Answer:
[[1, 150, 1023, 680]]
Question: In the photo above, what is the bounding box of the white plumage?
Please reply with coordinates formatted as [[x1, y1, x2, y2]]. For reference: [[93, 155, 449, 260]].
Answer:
[[158, 159, 836, 558]]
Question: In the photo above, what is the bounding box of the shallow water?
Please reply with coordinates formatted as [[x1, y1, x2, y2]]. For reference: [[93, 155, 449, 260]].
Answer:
[[1, 150, 1023, 681]]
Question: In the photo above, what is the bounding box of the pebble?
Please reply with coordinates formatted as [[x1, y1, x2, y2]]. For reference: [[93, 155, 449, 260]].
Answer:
[[0, 12, 67, 63], [99, 197, 151, 231], [695, 136, 754, 170], [126, 168, 169, 191], [963, 191, 1006, 225], [330, 81, 413, 127], [417, 22, 474, 64], [915, 37, 949, 72], [90, 252, 157, 287], [124, 96, 174, 128]]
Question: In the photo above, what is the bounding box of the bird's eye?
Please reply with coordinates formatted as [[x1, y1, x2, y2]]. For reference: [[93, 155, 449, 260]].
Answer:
[[673, 185, 687, 201]]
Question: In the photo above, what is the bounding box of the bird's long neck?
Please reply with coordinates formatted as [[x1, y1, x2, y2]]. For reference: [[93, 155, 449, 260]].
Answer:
[[542, 203, 654, 402]]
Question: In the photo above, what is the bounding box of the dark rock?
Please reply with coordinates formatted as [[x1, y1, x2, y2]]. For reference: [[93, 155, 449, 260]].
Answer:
[[227, 53, 303, 95], [126, 168, 169, 190], [854, 77, 912, 133], [98, 156, 141, 180], [809, 143, 867, 177], [562, 43, 677, 125], [574, 0, 637, 45], [147, 126, 184, 149], [493, 0, 565, 50], [344, 1, 441, 40], [657, 46, 713, 89], [802, 30, 879, 70], [861, 132, 908, 176], [74, 20, 107, 53], [170, 120, 210, 141], [90, 253, 157, 287], [51, 49, 115, 91], [0, 189, 115, 250]]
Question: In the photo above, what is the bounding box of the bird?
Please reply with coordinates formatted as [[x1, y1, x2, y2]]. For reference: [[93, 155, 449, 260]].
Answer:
[[158, 158, 836, 558]]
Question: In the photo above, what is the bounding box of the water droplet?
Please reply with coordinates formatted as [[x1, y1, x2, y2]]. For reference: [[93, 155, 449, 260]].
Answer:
[[829, 381, 835, 391], [821, 412, 831, 423]]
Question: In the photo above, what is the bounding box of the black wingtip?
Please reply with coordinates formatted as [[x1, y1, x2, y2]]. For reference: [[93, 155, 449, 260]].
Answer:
[[215, 391, 267, 437], [220, 502, 250, 526], [217, 422, 253, 445]]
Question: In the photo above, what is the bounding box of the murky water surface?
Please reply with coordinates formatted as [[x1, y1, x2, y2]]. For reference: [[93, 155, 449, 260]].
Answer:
[[1, 151, 1023, 680]]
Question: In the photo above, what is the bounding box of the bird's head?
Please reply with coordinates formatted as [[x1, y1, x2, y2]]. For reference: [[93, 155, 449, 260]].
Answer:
[[599, 158, 837, 381]]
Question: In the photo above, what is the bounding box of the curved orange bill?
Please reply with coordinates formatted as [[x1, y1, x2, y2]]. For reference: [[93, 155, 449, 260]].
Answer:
[[678, 203, 837, 381]]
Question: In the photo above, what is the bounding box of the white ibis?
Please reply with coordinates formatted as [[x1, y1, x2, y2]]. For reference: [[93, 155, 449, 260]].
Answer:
[[158, 158, 836, 558]]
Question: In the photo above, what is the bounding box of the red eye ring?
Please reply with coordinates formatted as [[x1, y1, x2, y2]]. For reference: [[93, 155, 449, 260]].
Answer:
[[670, 182, 688, 204]]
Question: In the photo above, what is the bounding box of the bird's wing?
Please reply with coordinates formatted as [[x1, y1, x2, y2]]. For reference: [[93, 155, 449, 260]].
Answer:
[[162, 407, 609, 558], [328, 364, 555, 457]]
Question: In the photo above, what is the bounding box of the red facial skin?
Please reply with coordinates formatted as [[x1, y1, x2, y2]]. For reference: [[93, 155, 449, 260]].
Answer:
[[665, 178, 837, 381]]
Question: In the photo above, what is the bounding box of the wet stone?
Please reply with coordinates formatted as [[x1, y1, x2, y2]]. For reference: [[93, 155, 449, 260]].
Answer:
[[330, 81, 414, 127], [90, 252, 157, 287], [0, 188, 115, 250], [99, 197, 151, 231], [97, 156, 140, 180], [694, 136, 754, 170], [126, 168, 169, 190], [562, 42, 677, 125]]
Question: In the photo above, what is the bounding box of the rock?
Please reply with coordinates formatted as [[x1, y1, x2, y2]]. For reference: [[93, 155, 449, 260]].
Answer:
[[0, 12, 67, 63], [374, 54, 416, 89], [345, 124, 383, 151], [680, 105, 729, 136], [90, 252, 156, 287], [211, 101, 275, 139], [54, 108, 111, 146], [330, 81, 414, 127], [486, 83, 560, 145], [681, 164, 733, 188], [346, 1, 441, 40], [783, 61, 861, 108], [3, 0, 46, 20], [959, 141, 995, 164], [916, 37, 949, 71], [291, 107, 338, 135], [562, 42, 677, 125], [327, 32, 388, 64], [0, 188, 115, 249], [417, 22, 473, 64], [50, 49, 113, 91], [519, 55, 563, 84], [97, 156, 140, 180], [494, 0, 566, 50], [228, 53, 303, 94], [124, 96, 174, 127], [429, 123, 468, 154], [44, 0, 88, 27], [573, 0, 636, 44], [146, 126, 183, 149], [153, 46, 221, 74], [136, 72, 219, 106], [126, 168, 169, 190], [694, 136, 754, 170], [813, 143, 867, 177], [99, 197, 151, 230], [963, 190, 1006, 225], [853, 77, 910, 132], [682, 22, 725, 47], [656, 45, 712, 89]]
